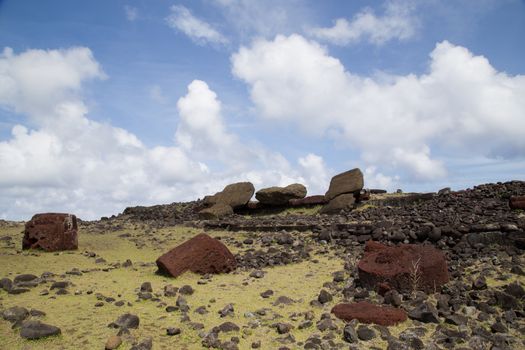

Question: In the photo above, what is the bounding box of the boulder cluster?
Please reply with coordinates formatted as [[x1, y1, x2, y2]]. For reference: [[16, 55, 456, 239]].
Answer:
[[198, 168, 365, 219]]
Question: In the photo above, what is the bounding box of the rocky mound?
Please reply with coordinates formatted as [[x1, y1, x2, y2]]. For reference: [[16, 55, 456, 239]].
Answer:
[[331, 301, 407, 326], [23, 213, 78, 252], [156, 233, 237, 277], [357, 241, 449, 293]]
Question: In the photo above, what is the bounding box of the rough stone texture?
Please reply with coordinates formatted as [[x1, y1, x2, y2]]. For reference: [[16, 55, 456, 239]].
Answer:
[[319, 194, 356, 215], [358, 241, 449, 293], [198, 203, 233, 220], [204, 182, 255, 209], [23, 213, 78, 252], [255, 184, 307, 205], [325, 168, 364, 201], [289, 195, 327, 206], [332, 302, 407, 326], [156, 233, 237, 277], [509, 196, 525, 210]]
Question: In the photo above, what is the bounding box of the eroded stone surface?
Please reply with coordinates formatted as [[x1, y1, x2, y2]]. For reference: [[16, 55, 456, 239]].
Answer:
[[358, 241, 449, 293], [156, 233, 237, 277], [23, 213, 78, 252], [332, 301, 407, 326]]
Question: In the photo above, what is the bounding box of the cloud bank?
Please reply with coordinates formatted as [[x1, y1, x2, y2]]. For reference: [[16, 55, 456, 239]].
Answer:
[[232, 35, 525, 181], [0, 47, 325, 220]]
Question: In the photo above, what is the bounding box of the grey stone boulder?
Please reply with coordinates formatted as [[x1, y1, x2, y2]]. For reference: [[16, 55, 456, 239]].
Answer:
[[203, 182, 254, 209], [198, 203, 233, 220], [255, 183, 307, 205], [325, 168, 364, 201], [319, 193, 356, 215], [20, 320, 61, 339]]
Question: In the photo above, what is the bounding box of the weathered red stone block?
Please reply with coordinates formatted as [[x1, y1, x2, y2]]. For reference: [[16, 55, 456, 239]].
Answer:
[[156, 233, 237, 277], [358, 241, 449, 293], [332, 301, 407, 326], [23, 213, 78, 252]]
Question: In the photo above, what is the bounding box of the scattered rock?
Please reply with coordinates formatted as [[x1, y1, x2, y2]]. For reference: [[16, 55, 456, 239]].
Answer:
[[20, 320, 61, 339], [112, 313, 140, 330], [2, 306, 29, 324], [318, 289, 333, 304], [166, 327, 181, 336], [179, 285, 194, 295], [105, 335, 122, 350], [407, 302, 440, 323], [357, 325, 376, 341], [140, 282, 152, 293]]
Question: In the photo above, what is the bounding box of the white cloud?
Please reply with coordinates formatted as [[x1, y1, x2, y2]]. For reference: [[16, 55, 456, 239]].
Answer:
[[165, 5, 228, 45], [0, 46, 318, 220], [231, 35, 525, 181], [213, 0, 296, 39], [176, 80, 236, 155], [0, 47, 104, 119], [298, 153, 329, 195], [310, 0, 418, 45], [124, 5, 138, 21]]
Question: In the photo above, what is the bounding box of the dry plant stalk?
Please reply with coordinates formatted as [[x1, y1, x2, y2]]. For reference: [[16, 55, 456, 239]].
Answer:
[[410, 256, 422, 297]]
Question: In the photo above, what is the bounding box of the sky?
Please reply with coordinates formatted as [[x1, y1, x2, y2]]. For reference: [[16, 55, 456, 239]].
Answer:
[[0, 0, 524, 220]]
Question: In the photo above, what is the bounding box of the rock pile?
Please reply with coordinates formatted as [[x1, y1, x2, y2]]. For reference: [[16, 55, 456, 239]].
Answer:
[[320, 168, 363, 214], [23, 213, 78, 252], [156, 233, 237, 277], [357, 240, 449, 293]]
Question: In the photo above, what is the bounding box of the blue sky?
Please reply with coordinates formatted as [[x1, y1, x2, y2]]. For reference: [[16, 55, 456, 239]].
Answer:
[[0, 0, 524, 220]]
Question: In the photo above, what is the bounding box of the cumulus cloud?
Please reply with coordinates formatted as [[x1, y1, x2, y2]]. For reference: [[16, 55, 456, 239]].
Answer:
[[310, 0, 418, 45], [231, 34, 525, 181], [0, 46, 318, 220], [166, 5, 228, 45], [298, 153, 330, 195]]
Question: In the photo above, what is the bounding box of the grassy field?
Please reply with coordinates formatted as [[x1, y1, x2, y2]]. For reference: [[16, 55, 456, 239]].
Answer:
[[0, 222, 356, 349]]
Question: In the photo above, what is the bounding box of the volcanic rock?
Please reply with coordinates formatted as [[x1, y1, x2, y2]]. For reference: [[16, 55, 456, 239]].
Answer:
[[358, 241, 449, 293], [255, 184, 307, 205], [509, 196, 525, 210], [20, 320, 61, 339], [325, 168, 364, 201], [203, 182, 255, 209], [319, 193, 356, 215], [23, 213, 78, 251], [198, 203, 233, 220], [156, 233, 236, 277], [332, 301, 407, 326]]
